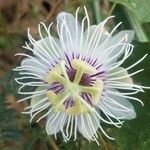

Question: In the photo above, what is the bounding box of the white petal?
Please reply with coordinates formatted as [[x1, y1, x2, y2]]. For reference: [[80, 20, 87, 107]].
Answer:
[[21, 58, 48, 76], [102, 90, 136, 120], [22, 38, 62, 76], [57, 12, 81, 52], [46, 112, 67, 135], [77, 114, 99, 140], [100, 30, 134, 64], [33, 37, 62, 60], [109, 67, 133, 84], [30, 87, 48, 108], [108, 30, 134, 61], [83, 25, 110, 56], [110, 30, 134, 44]]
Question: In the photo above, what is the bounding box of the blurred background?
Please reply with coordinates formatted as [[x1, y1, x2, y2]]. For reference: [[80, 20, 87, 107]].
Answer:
[[0, 0, 150, 149]]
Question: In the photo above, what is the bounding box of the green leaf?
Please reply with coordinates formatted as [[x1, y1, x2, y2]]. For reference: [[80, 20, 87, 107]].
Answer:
[[109, 0, 150, 24]]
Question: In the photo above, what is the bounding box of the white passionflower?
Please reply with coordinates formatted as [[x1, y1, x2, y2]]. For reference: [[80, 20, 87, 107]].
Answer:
[[14, 7, 147, 144]]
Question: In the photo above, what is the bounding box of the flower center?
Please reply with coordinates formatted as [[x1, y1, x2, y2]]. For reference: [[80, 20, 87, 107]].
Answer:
[[45, 59, 103, 115]]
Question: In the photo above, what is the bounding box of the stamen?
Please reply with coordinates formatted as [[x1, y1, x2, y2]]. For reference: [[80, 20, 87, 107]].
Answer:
[[71, 59, 97, 83]]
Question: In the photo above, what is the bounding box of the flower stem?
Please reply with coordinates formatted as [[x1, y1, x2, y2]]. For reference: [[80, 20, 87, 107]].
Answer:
[[99, 133, 109, 150], [124, 8, 149, 42], [92, 0, 102, 24], [47, 136, 59, 150]]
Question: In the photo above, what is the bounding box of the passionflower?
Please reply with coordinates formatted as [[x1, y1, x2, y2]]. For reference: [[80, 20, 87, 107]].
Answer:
[[14, 7, 147, 144]]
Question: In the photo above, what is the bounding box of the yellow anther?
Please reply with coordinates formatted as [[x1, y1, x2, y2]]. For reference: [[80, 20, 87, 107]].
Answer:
[[55, 93, 70, 110], [47, 90, 59, 105], [52, 63, 62, 74], [71, 59, 97, 83], [73, 93, 96, 113], [47, 89, 89, 115], [81, 79, 103, 104], [71, 59, 97, 74], [47, 90, 70, 111], [60, 60, 70, 82], [61, 100, 89, 115], [45, 71, 67, 85], [91, 79, 103, 104]]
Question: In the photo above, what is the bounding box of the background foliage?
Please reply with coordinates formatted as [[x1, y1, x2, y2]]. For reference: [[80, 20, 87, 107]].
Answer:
[[0, 0, 150, 149]]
